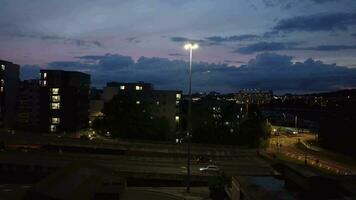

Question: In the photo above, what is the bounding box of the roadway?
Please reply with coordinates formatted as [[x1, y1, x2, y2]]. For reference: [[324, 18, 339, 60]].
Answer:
[[269, 132, 356, 175], [0, 150, 275, 177]]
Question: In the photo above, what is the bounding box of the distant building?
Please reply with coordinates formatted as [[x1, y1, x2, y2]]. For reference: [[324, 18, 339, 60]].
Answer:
[[153, 90, 182, 131], [0, 60, 20, 128], [235, 89, 273, 104], [39, 70, 90, 133], [91, 81, 182, 135], [17, 79, 40, 130], [183, 94, 246, 135], [101, 81, 154, 102]]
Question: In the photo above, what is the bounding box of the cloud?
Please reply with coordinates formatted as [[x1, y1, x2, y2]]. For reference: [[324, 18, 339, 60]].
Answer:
[[47, 61, 93, 71], [299, 45, 356, 51], [234, 42, 299, 54], [169, 36, 226, 47], [127, 37, 140, 43], [49, 54, 134, 72], [20, 65, 41, 80], [170, 33, 283, 47], [168, 53, 185, 57], [13, 33, 102, 47], [274, 12, 356, 32], [97, 54, 134, 70], [262, 0, 343, 9], [235, 53, 356, 92], [44, 53, 356, 94], [310, 0, 342, 3], [75, 55, 106, 60], [234, 42, 356, 54], [205, 34, 259, 42], [352, 33, 356, 37], [223, 60, 245, 64], [170, 36, 205, 44]]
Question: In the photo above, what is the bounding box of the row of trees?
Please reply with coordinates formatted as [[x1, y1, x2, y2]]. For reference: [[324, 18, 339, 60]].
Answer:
[[319, 117, 356, 157], [93, 94, 171, 141], [93, 94, 271, 148], [189, 104, 271, 147]]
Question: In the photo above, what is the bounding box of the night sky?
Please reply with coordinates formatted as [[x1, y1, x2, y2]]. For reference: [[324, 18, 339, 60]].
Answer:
[[1, 0, 356, 93]]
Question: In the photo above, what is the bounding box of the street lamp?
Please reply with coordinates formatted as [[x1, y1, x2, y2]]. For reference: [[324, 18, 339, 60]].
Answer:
[[184, 42, 198, 193]]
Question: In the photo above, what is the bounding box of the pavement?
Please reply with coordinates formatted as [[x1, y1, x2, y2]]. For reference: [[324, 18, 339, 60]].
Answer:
[[0, 184, 32, 200], [122, 187, 211, 200], [269, 132, 356, 175]]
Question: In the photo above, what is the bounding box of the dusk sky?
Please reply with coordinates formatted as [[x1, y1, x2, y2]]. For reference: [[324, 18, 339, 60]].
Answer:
[[1, 0, 356, 93]]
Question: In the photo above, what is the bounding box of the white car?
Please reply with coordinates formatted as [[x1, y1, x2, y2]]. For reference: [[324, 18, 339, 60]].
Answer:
[[200, 165, 220, 173]]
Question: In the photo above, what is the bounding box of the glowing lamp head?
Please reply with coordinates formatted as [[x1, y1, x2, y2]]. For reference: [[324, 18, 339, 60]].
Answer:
[[184, 43, 199, 50]]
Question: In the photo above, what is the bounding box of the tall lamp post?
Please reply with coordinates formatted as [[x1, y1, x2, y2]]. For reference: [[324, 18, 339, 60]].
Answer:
[[184, 42, 199, 193]]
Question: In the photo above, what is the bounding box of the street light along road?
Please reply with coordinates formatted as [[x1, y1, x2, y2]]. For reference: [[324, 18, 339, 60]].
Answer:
[[184, 42, 198, 193]]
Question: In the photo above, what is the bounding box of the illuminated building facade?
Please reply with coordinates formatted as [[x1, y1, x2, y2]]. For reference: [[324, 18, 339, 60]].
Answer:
[[0, 60, 19, 128], [39, 70, 90, 133]]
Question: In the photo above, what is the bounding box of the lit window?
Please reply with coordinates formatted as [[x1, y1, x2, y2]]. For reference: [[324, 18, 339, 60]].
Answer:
[[156, 101, 160, 105], [52, 117, 60, 124], [50, 125, 57, 132], [0, 87, 3, 92], [43, 72, 47, 79], [175, 116, 180, 123], [176, 93, 181, 100], [1, 64, 5, 70], [0, 79, 4, 86], [51, 103, 60, 109], [176, 101, 179, 105], [120, 85, 125, 90], [136, 101, 140, 104], [52, 95, 60, 102], [51, 88, 59, 95], [43, 80, 47, 86], [135, 85, 142, 90]]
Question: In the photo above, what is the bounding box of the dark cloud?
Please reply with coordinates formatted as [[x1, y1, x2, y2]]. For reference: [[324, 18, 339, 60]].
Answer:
[[127, 37, 140, 43], [168, 53, 185, 57], [311, 0, 342, 3], [235, 53, 356, 93], [299, 45, 356, 51], [13, 33, 102, 47], [234, 42, 356, 54], [223, 60, 245, 64], [20, 65, 41, 80], [274, 12, 356, 32], [75, 55, 106, 60], [48, 54, 134, 72], [169, 36, 225, 47], [170, 36, 205, 43], [45, 53, 356, 93], [47, 61, 92, 71], [262, 0, 343, 9], [205, 35, 259, 42], [234, 42, 299, 54], [97, 54, 134, 70], [262, 30, 286, 38], [352, 33, 356, 37]]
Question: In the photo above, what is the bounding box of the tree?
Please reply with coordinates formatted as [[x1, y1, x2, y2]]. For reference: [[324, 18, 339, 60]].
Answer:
[[93, 94, 170, 141], [238, 104, 271, 148]]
